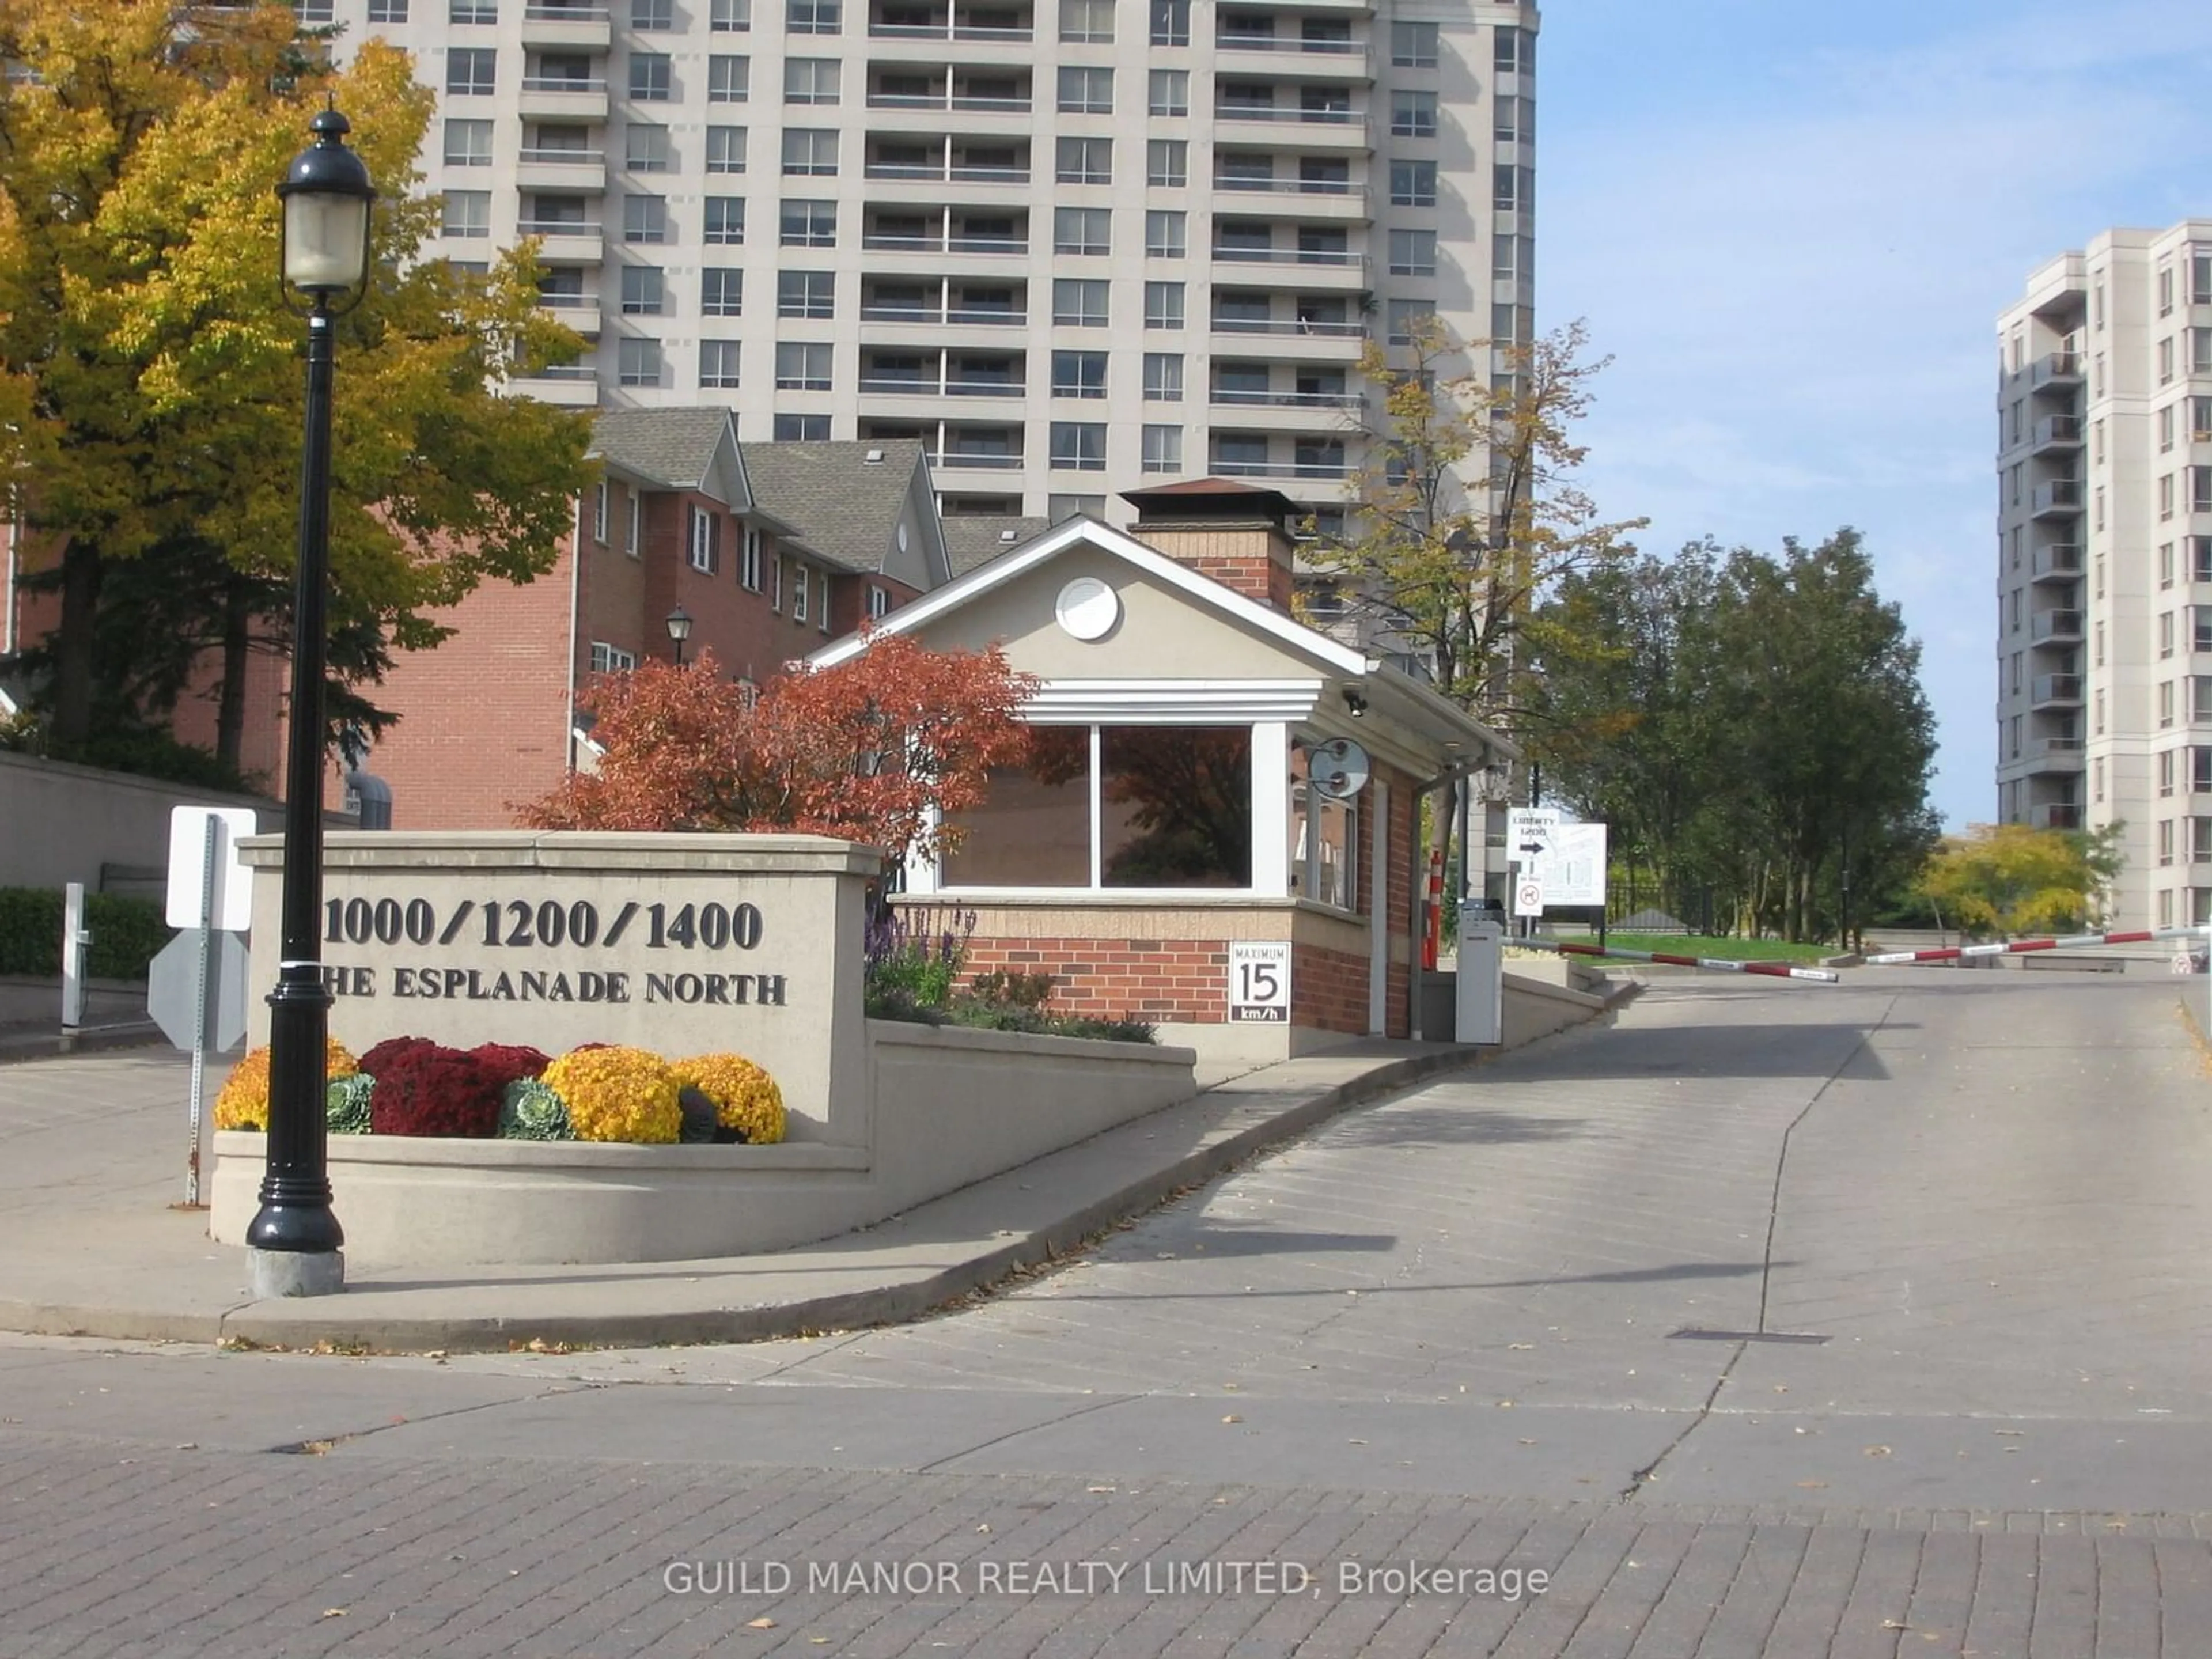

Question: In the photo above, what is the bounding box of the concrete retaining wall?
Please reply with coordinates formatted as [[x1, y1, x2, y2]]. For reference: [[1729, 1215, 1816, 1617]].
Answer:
[[210, 1018, 1198, 1266], [0, 752, 274, 896]]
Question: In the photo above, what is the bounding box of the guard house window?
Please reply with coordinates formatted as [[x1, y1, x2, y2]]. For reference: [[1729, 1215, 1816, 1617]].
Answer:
[[1392, 21, 1438, 67], [702, 267, 742, 315], [705, 126, 747, 173], [699, 340, 742, 389], [1392, 90, 1437, 138], [446, 48, 496, 95], [708, 55, 749, 101], [630, 52, 672, 100], [1289, 742, 1359, 910], [1391, 160, 1437, 207], [712, 0, 751, 27], [787, 0, 840, 33], [688, 505, 718, 572], [942, 726, 1254, 889]]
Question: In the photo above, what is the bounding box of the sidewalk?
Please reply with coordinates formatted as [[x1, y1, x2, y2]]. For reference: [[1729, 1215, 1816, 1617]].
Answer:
[[0, 973, 161, 1060], [0, 1035, 1549, 1356]]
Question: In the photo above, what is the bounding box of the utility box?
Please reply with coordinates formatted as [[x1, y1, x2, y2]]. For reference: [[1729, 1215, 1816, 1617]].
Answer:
[[1457, 911, 1505, 1046]]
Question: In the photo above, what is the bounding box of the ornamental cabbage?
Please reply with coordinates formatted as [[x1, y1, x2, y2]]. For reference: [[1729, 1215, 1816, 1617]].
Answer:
[[498, 1078, 573, 1141], [326, 1073, 375, 1135]]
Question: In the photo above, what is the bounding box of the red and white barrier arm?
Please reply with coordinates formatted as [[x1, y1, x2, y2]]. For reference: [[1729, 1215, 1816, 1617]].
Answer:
[[1860, 925, 2212, 966], [1520, 938, 1840, 984]]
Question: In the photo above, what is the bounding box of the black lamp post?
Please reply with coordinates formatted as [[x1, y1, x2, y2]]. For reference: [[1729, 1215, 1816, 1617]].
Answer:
[[666, 604, 693, 666], [246, 107, 374, 1299]]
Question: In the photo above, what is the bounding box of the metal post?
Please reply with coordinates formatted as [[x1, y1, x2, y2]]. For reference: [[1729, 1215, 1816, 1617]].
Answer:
[[184, 816, 219, 1209], [60, 882, 87, 1032], [246, 297, 344, 1295]]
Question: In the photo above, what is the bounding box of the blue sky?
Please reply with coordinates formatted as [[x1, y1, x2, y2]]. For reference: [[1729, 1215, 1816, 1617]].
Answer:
[[1535, 0, 2212, 827]]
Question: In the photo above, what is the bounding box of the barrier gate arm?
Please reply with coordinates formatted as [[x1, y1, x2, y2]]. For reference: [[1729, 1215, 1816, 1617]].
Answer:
[[1516, 937, 1840, 984], [1860, 924, 2212, 965]]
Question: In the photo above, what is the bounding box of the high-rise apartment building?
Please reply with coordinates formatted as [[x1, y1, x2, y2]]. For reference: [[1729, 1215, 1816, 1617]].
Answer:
[[1994, 221, 2212, 929], [323, 0, 1537, 528]]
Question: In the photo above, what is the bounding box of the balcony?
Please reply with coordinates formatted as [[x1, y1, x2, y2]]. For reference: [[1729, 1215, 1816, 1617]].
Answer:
[[2024, 737, 2085, 772], [2030, 802, 2082, 831], [2030, 673, 2082, 709], [1214, 101, 1366, 128], [516, 147, 608, 191], [2029, 608, 2084, 645], [1213, 31, 1367, 58], [1210, 314, 1366, 339], [2029, 351, 2082, 391], [510, 362, 600, 407], [2029, 543, 2082, 582], [2029, 479, 2083, 519], [534, 293, 601, 335], [1209, 387, 1362, 411], [2029, 414, 2083, 454], [518, 75, 609, 120], [516, 219, 604, 262], [937, 450, 1026, 470], [868, 3, 1035, 43], [520, 3, 611, 47]]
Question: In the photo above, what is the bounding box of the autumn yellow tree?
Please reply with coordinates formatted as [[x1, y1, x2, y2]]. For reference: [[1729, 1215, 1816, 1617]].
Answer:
[[1915, 822, 2124, 938], [1302, 315, 1646, 721], [0, 2, 593, 763]]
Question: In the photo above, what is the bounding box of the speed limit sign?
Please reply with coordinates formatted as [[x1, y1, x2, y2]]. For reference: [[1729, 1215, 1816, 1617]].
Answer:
[[1228, 940, 1291, 1022], [1513, 876, 1546, 918]]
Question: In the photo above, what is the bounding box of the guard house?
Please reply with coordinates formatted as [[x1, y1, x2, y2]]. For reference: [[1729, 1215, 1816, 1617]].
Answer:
[[810, 479, 1512, 1065]]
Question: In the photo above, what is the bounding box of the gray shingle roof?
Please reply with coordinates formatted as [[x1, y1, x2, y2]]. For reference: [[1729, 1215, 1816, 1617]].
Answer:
[[942, 515, 1051, 575], [587, 408, 737, 491], [737, 439, 928, 575]]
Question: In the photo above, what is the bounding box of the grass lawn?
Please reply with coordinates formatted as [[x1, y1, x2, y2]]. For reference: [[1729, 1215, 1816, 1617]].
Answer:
[[1547, 931, 1834, 964]]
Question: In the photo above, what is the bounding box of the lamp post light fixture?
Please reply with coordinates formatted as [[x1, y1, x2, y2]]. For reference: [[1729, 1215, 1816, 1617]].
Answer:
[[666, 604, 694, 666], [245, 105, 375, 1300]]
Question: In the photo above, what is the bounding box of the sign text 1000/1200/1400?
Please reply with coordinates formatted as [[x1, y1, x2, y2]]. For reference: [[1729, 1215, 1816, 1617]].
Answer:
[[324, 895, 763, 952]]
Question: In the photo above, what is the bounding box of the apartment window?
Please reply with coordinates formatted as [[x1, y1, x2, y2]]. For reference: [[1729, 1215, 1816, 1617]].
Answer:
[[702, 197, 744, 244], [1059, 0, 1112, 43], [2162, 474, 2177, 521], [2194, 396, 2212, 440], [1495, 25, 1529, 73], [1389, 229, 1437, 277], [781, 200, 835, 246], [2196, 467, 2212, 513], [368, 0, 407, 21], [446, 48, 496, 95], [2196, 676, 2212, 722], [1056, 137, 1112, 185], [787, 0, 840, 32], [2195, 251, 2212, 304], [1392, 20, 1439, 67], [1494, 234, 1530, 280], [2009, 589, 2021, 631], [2198, 821, 2212, 863], [704, 126, 747, 173], [2198, 328, 2212, 373], [868, 584, 891, 621], [1494, 164, 1525, 211], [1494, 95, 1525, 145], [442, 191, 491, 238], [1141, 424, 1181, 475], [708, 55, 749, 101], [740, 527, 764, 590], [2162, 404, 2178, 453], [1050, 421, 1107, 471], [2160, 336, 2176, 385], [2161, 265, 2176, 316], [775, 341, 832, 391], [1147, 139, 1187, 188], [444, 119, 493, 167], [2196, 536, 2212, 580], [618, 338, 665, 388], [2164, 541, 2178, 587], [1052, 278, 1108, 327], [1392, 90, 1438, 139], [1055, 207, 1111, 256], [782, 129, 838, 175], [712, 0, 750, 27], [770, 556, 782, 611], [1144, 210, 1185, 258], [2094, 353, 2105, 397], [590, 642, 638, 674], [2096, 620, 2105, 666], [632, 0, 672, 25], [785, 57, 839, 104], [1059, 66, 1113, 114], [1387, 299, 1434, 346], [688, 505, 719, 573], [1144, 280, 1184, 329], [2167, 611, 2180, 658], [778, 270, 834, 318], [698, 340, 742, 389], [591, 482, 609, 544], [630, 52, 672, 100], [2198, 605, 2212, 652], [2162, 749, 2176, 796], [1051, 350, 1108, 399], [2161, 819, 2176, 865], [1148, 69, 1188, 117], [792, 564, 809, 623], [628, 492, 642, 555], [1140, 351, 1184, 403], [1391, 160, 1437, 207], [619, 266, 665, 315], [2197, 747, 2212, 791], [1150, 0, 1188, 46], [624, 124, 671, 173], [701, 267, 742, 315], [448, 0, 494, 17], [2163, 680, 2177, 727], [2095, 689, 2105, 734]]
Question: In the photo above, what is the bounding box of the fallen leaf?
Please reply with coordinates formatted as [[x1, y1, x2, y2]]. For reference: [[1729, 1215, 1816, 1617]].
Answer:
[[320, 1609, 347, 1620], [1222, 1414, 1243, 1424], [1863, 1445, 1893, 1458], [747, 1618, 777, 1630], [1508, 1343, 1534, 1351], [976, 1524, 991, 1533], [1796, 1480, 1828, 1489]]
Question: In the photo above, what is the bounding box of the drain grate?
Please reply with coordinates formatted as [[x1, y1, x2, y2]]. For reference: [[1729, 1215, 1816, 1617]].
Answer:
[[1668, 1328, 1831, 1345]]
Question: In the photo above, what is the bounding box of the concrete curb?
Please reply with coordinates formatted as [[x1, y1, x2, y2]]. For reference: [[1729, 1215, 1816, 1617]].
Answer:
[[5, 1048, 1501, 1356], [0, 1020, 163, 1066]]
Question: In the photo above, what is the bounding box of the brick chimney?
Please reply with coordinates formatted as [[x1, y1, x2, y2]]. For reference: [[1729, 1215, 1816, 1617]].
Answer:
[[1119, 478, 1299, 612]]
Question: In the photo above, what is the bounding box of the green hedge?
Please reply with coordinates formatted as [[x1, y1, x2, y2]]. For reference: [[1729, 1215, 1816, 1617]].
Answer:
[[0, 888, 171, 981]]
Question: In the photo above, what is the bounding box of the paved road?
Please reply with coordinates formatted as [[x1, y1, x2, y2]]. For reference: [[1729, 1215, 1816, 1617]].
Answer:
[[3, 971, 2210, 1656]]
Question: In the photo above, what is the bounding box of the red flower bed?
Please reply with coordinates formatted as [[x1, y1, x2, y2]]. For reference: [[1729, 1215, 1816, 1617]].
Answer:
[[366, 1038, 503, 1139], [469, 1043, 550, 1092]]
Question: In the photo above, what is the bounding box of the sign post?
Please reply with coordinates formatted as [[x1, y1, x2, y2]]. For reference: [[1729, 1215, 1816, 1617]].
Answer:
[[157, 807, 257, 1207]]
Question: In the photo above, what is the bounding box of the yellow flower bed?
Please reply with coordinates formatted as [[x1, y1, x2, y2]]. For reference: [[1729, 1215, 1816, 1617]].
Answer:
[[671, 1052, 787, 1145], [541, 1044, 682, 1144], [213, 1037, 361, 1132]]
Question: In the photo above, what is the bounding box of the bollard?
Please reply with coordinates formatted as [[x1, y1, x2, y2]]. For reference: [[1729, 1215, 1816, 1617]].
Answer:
[[60, 882, 91, 1031]]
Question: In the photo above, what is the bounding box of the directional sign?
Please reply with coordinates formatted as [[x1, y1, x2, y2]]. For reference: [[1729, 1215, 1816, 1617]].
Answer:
[[165, 806, 259, 932], [147, 930, 250, 1052], [1505, 808, 1562, 864]]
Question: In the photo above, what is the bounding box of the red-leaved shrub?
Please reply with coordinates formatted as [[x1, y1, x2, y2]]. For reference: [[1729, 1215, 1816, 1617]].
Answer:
[[367, 1041, 503, 1138], [359, 1036, 435, 1080], [469, 1043, 551, 1092]]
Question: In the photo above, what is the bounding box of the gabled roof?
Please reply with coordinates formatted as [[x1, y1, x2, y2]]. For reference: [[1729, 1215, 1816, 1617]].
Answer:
[[588, 408, 743, 495], [737, 438, 941, 578], [942, 514, 1051, 575], [808, 514, 1514, 760]]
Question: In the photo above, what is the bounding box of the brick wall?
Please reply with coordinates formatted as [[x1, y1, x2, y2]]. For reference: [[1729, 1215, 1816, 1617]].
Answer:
[[1129, 519, 1294, 612], [963, 935, 1233, 1023]]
